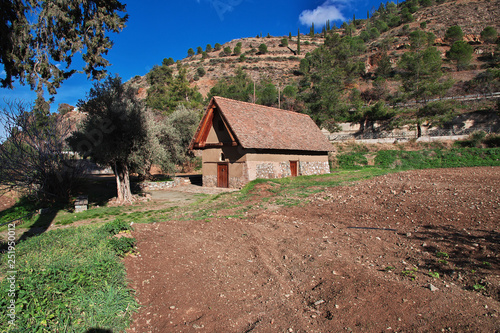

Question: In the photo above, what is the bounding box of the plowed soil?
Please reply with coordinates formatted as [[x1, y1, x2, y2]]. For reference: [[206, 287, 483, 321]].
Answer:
[[125, 167, 500, 332]]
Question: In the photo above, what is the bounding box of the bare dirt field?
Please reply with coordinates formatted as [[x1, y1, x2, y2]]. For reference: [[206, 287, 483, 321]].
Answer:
[[125, 167, 500, 333]]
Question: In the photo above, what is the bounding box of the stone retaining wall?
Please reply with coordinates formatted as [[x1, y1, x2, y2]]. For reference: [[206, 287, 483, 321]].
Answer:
[[137, 177, 191, 191]]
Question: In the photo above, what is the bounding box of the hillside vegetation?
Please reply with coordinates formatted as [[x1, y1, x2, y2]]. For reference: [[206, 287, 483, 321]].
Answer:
[[129, 0, 499, 136]]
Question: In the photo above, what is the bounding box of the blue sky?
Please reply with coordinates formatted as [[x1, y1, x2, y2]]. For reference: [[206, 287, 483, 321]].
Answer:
[[0, 0, 384, 112]]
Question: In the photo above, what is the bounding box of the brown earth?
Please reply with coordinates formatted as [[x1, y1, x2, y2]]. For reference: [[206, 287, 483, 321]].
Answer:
[[124, 167, 500, 333]]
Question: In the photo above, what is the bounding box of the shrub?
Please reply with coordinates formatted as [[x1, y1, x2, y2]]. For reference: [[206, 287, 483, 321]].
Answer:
[[337, 152, 369, 169], [484, 134, 500, 147], [445, 25, 463, 43], [108, 236, 136, 256], [258, 43, 268, 54], [197, 67, 206, 77], [101, 218, 133, 235], [481, 26, 498, 44], [455, 131, 487, 148], [280, 38, 288, 47]]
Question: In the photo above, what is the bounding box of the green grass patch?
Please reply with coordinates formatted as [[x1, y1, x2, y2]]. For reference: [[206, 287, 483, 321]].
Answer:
[[0, 220, 138, 332], [372, 147, 500, 170]]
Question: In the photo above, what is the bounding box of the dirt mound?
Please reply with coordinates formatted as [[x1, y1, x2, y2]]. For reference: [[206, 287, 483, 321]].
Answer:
[[125, 167, 500, 332]]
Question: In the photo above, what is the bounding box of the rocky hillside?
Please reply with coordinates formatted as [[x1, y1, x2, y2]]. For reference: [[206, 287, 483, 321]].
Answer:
[[129, 0, 499, 101]]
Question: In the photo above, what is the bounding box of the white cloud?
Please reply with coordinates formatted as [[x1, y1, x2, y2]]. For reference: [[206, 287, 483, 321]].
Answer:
[[203, 0, 244, 20], [299, 0, 346, 26]]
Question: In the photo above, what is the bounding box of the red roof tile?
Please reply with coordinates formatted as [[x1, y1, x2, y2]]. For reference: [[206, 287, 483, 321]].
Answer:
[[192, 97, 333, 152]]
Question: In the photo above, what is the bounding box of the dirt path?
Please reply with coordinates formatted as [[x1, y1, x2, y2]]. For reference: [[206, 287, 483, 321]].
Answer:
[[124, 167, 500, 332]]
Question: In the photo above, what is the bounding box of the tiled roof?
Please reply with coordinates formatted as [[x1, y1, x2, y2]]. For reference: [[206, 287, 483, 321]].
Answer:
[[203, 97, 333, 152]]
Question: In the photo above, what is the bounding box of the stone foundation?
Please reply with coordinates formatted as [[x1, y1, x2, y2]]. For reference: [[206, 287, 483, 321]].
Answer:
[[203, 175, 217, 188], [299, 161, 330, 175]]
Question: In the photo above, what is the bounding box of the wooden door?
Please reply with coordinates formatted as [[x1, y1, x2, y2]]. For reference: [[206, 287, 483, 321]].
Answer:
[[217, 163, 229, 188], [290, 161, 298, 177]]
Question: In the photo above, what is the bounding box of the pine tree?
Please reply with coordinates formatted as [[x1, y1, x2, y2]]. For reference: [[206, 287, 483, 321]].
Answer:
[[310, 23, 315, 37], [289, 31, 292, 40]]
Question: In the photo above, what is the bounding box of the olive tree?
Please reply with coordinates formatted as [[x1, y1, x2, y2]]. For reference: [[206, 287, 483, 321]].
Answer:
[[68, 76, 200, 204], [68, 76, 147, 203]]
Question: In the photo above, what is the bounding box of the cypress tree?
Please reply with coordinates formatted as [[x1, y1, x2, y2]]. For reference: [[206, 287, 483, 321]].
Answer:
[[297, 28, 301, 55]]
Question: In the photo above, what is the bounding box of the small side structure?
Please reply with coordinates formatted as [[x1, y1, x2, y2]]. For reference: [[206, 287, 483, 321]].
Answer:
[[189, 96, 333, 188]]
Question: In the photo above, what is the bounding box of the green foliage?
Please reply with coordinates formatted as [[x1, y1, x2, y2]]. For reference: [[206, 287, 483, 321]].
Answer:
[[197, 67, 206, 77], [214, 43, 222, 51], [207, 67, 253, 102], [0, 225, 137, 332], [196, 46, 203, 55], [416, 100, 459, 127], [483, 134, 500, 148], [222, 46, 232, 56], [428, 271, 440, 278], [57, 103, 73, 115], [107, 237, 136, 256], [187, 48, 195, 57], [409, 30, 434, 50], [299, 33, 366, 124], [400, 7, 414, 23], [364, 101, 395, 121], [436, 251, 449, 258], [376, 53, 392, 78], [145, 65, 203, 113], [68, 75, 147, 200], [258, 43, 268, 54], [0, 0, 127, 94], [337, 153, 369, 169], [256, 80, 278, 106], [447, 40, 473, 70], [373, 148, 500, 169], [162, 57, 175, 66], [455, 131, 487, 148], [0, 197, 39, 226], [375, 19, 389, 33], [481, 26, 498, 44], [233, 45, 242, 55], [299, 58, 310, 74], [281, 38, 289, 47], [206, 44, 213, 52], [420, 21, 427, 29], [473, 284, 485, 291], [445, 25, 464, 43], [101, 218, 132, 235], [398, 46, 451, 103], [297, 28, 301, 55]]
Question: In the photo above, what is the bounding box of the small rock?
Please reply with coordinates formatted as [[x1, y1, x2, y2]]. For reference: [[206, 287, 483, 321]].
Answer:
[[429, 284, 439, 292], [314, 299, 325, 306], [169, 306, 175, 310], [335, 304, 340, 309]]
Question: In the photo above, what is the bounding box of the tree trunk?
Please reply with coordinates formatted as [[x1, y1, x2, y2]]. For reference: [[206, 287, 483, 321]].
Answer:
[[114, 161, 134, 203], [417, 123, 422, 138]]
